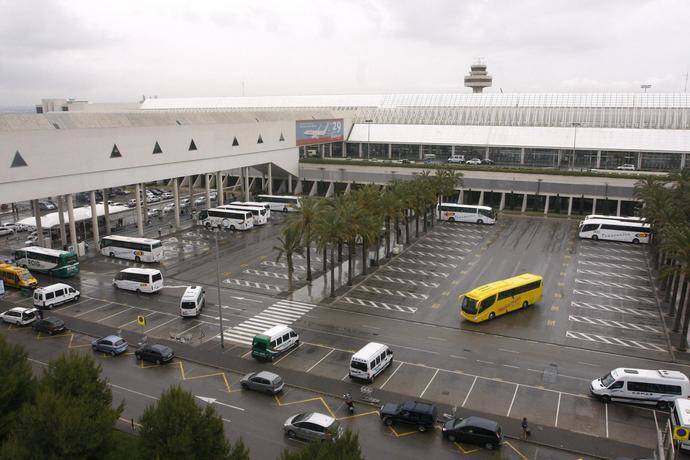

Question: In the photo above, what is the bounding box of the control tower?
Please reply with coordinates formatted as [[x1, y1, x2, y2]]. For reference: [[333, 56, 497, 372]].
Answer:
[[464, 59, 492, 93]]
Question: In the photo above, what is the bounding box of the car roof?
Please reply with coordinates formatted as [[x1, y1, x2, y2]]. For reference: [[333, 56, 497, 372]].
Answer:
[[255, 371, 280, 381], [402, 400, 436, 414], [462, 416, 499, 430], [43, 317, 63, 323], [7, 307, 37, 313], [305, 412, 335, 427], [102, 335, 124, 342], [149, 344, 171, 352]]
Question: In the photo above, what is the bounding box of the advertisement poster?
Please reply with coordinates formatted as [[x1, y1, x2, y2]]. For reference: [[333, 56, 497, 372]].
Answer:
[[296, 119, 344, 146]]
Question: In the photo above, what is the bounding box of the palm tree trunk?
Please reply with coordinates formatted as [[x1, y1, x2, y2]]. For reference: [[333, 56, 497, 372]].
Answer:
[[306, 241, 312, 282], [415, 212, 419, 238], [287, 254, 294, 290], [323, 247, 327, 273], [664, 258, 674, 295], [677, 281, 690, 351], [437, 196, 442, 220], [385, 217, 391, 258], [330, 245, 335, 297], [674, 276, 688, 332], [338, 242, 343, 263], [667, 267, 679, 310], [405, 211, 410, 244], [347, 239, 354, 286], [423, 208, 428, 233], [395, 217, 400, 245], [362, 241, 368, 276]]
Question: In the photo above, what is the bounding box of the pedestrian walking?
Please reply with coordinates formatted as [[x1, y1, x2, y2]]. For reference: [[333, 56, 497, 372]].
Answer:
[[36, 308, 43, 320], [521, 417, 530, 439], [158, 227, 162, 239]]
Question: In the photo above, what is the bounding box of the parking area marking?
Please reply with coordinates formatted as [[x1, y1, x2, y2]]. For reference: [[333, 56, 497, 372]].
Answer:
[[574, 279, 653, 292], [384, 266, 449, 278], [73, 302, 113, 318], [396, 258, 457, 269], [371, 275, 440, 288], [414, 243, 469, 253], [506, 384, 520, 417], [96, 306, 134, 323], [223, 278, 282, 292], [565, 331, 667, 352], [578, 251, 647, 263], [356, 285, 428, 300], [306, 349, 335, 373], [568, 315, 663, 333], [380, 362, 404, 389], [340, 296, 417, 314], [261, 261, 307, 271], [423, 236, 478, 245], [405, 251, 464, 260], [576, 269, 649, 281], [572, 289, 656, 304], [570, 301, 658, 318], [578, 260, 647, 271], [243, 269, 291, 280], [461, 376, 477, 407], [221, 299, 315, 345], [419, 369, 439, 398]]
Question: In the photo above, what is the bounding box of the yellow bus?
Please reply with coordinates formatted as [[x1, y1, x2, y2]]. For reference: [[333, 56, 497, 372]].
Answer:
[[0, 263, 38, 289], [460, 273, 543, 323]]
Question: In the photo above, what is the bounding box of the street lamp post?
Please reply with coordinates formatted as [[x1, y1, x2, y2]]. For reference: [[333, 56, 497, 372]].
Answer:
[[213, 229, 225, 349], [641, 84, 651, 93], [365, 119, 373, 160]]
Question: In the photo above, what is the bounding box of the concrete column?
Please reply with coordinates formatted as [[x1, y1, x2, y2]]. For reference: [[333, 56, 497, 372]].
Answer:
[[499, 192, 506, 211], [66, 194, 78, 251], [592, 197, 597, 214], [173, 177, 181, 229], [32, 199, 43, 247], [140, 185, 148, 224], [329, 143, 333, 158], [102, 189, 111, 235], [521, 193, 528, 213], [451, 146, 456, 155], [267, 163, 273, 195], [388, 144, 392, 160], [216, 171, 224, 206], [520, 148, 525, 165], [567, 196, 573, 216], [596, 151, 602, 169], [358, 143, 363, 158], [637, 152, 643, 170], [134, 183, 144, 237], [89, 191, 99, 249], [478, 190, 485, 206], [205, 174, 211, 209], [288, 174, 293, 193], [188, 175, 194, 204], [681, 153, 687, 169], [342, 141, 347, 158], [616, 199, 622, 217], [244, 167, 250, 201], [57, 195, 67, 247], [544, 195, 550, 215], [485, 146, 490, 160], [458, 190, 464, 204], [418, 145, 423, 160]]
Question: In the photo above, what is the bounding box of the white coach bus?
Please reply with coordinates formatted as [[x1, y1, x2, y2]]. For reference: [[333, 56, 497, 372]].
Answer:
[[231, 201, 271, 218], [217, 204, 268, 225], [100, 235, 163, 262], [584, 214, 646, 223], [197, 208, 254, 231], [437, 203, 496, 225], [578, 218, 651, 244], [256, 195, 301, 212]]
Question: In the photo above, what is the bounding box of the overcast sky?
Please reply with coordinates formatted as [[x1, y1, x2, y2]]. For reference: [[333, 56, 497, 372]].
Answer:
[[1, 0, 689, 106]]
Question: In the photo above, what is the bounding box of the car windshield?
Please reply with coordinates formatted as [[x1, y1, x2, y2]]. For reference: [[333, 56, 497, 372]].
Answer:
[[181, 302, 197, 309], [19, 272, 33, 281], [351, 360, 368, 372], [453, 419, 466, 429], [601, 372, 616, 387], [461, 296, 478, 314], [293, 413, 309, 424], [65, 255, 78, 265]]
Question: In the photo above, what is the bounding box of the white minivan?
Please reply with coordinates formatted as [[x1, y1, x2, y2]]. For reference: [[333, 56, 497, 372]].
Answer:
[[180, 286, 205, 317], [590, 368, 690, 408], [251, 325, 300, 361], [349, 342, 393, 383], [33, 283, 80, 309], [113, 268, 163, 294]]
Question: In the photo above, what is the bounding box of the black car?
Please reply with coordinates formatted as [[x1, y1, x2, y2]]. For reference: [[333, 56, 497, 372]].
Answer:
[[380, 400, 437, 432], [135, 344, 174, 364], [32, 317, 66, 335], [481, 159, 494, 165], [442, 416, 502, 450]]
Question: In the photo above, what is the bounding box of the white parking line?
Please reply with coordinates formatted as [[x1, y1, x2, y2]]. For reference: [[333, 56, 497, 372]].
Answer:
[[144, 317, 179, 334], [427, 336, 446, 342], [97, 306, 134, 322], [462, 376, 477, 407], [55, 297, 93, 311], [272, 343, 302, 365], [380, 362, 404, 389], [419, 369, 440, 398], [605, 403, 609, 438], [306, 349, 335, 373], [506, 384, 519, 417], [555, 393, 562, 427], [73, 302, 113, 318], [498, 348, 519, 354]]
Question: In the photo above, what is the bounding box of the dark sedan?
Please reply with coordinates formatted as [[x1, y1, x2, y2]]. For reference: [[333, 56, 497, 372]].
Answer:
[[32, 317, 67, 335], [442, 416, 502, 450], [135, 344, 174, 364]]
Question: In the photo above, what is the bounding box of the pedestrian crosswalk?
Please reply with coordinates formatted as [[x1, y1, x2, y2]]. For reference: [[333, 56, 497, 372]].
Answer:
[[222, 299, 316, 346]]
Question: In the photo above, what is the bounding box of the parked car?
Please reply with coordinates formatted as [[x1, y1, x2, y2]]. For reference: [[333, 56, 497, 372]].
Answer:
[[112, 202, 125, 207], [127, 199, 137, 207], [0, 307, 38, 326], [135, 344, 174, 364], [111, 187, 127, 195], [163, 203, 175, 213], [92, 335, 128, 356], [146, 196, 161, 203], [32, 317, 67, 335], [284, 412, 342, 442], [617, 164, 636, 171], [179, 198, 191, 209], [240, 371, 284, 394], [38, 200, 56, 211], [161, 191, 173, 200], [481, 158, 494, 165], [447, 154, 465, 164], [194, 197, 206, 206], [442, 416, 503, 450], [0, 226, 14, 236], [465, 158, 483, 165], [380, 400, 438, 432]]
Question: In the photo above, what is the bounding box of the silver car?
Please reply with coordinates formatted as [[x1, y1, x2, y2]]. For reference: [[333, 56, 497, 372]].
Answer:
[[284, 412, 342, 442], [240, 371, 284, 394]]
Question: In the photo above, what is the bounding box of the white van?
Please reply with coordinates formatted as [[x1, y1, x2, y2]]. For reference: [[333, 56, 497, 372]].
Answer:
[[251, 324, 300, 361], [349, 342, 393, 383], [180, 286, 205, 317], [113, 268, 164, 294], [33, 283, 80, 309], [672, 399, 690, 451], [590, 368, 690, 408]]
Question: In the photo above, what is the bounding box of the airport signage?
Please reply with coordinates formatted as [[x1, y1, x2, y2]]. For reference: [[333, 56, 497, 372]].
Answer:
[[296, 118, 344, 146]]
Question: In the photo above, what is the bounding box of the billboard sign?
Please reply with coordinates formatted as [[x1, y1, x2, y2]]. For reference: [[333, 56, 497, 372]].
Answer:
[[296, 119, 344, 146]]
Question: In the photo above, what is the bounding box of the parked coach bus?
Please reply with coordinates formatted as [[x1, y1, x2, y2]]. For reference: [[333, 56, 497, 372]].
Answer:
[[14, 246, 79, 277], [584, 214, 646, 223], [256, 195, 301, 212], [197, 208, 254, 231], [231, 201, 272, 218], [100, 235, 163, 263], [437, 203, 496, 225], [217, 204, 268, 225], [578, 218, 651, 244], [460, 274, 543, 323]]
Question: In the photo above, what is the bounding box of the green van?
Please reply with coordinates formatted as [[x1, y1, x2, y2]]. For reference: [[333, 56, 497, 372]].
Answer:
[[251, 325, 299, 361]]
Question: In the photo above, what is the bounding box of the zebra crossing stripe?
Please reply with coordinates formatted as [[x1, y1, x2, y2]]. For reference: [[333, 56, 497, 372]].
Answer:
[[397, 258, 457, 269], [372, 275, 440, 288], [570, 301, 658, 318], [341, 296, 417, 314], [568, 315, 663, 333], [261, 261, 307, 271], [433, 227, 486, 235], [222, 300, 316, 346], [406, 251, 464, 260], [384, 266, 449, 278], [572, 289, 656, 304], [578, 252, 647, 263], [357, 285, 429, 300], [424, 237, 477, 245], [415, 243, 468, 253], [574, 279, 653, 292], [244, 269, 291, 280], [576, 269, 649, 282], [223, 278, 282, 292], [578, 260, 647, 271], [565, 331, 667, 353]]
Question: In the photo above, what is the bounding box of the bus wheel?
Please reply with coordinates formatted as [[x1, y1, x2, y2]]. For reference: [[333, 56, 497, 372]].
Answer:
[[229, 225, 235, 231], [283, 207, 288, 212], [522, 301, 529, 309], [135, 256, 141, 263], [205, 223, 212, 229], [632, 238, 640, 244], [109, 252, 115, 258], [477, 219, 483, 224], [592, 235, 598, 241], [488, 312, 496, 320]]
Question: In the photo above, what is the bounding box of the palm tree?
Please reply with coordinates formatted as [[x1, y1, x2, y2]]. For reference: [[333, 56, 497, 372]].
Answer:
[[434, 168, 464, 219], [273, 225, 304, 290], [286, 196, 322, 283], [313, 201, 344, 297], [334, 194, 364, 285], [353, 185, 383, 275], [379, 188, 403, 258]]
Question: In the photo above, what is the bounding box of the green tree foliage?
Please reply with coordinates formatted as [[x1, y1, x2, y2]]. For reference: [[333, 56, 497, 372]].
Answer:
[[138, 385, 249, 460], [0, 336, 35, 442], [279, 429, 364, 460], [1, 352, 122, 460], [274, 224, 304, 289]]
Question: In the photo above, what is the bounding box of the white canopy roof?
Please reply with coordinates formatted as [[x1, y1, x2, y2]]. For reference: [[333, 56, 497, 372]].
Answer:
[[18, 204, 130, 229]]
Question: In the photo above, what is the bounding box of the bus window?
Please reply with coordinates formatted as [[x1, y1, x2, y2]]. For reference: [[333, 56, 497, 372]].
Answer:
[[479, 295, 496, 312]]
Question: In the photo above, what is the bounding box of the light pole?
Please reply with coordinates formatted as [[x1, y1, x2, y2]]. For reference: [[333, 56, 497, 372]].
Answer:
[[641, 84, 651, 93], [571, 122, 581, 170], [213, 229, 225, 349], [365, 119, 373, 160]]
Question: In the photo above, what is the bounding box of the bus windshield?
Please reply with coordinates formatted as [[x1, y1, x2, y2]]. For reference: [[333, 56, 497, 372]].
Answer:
[[461, 296, 478, 314], [601, 372, 616, 387], [65, 255, 78, 265], [19, 272, 33, 281]]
